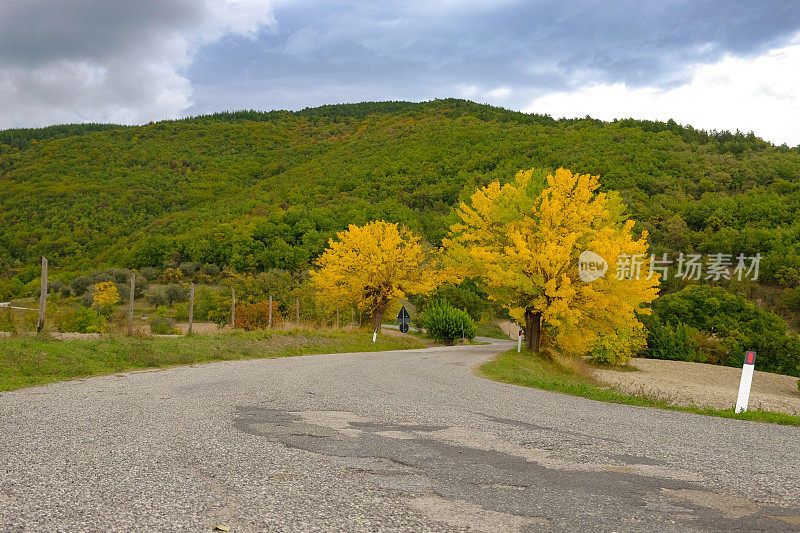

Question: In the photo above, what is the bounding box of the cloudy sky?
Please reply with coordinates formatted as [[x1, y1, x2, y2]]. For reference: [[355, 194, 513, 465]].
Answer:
[[2, 0, 800, 145]]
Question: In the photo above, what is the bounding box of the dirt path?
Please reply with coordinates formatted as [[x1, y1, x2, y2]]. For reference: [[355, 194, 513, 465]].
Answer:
[[594, 358, 800, 415]]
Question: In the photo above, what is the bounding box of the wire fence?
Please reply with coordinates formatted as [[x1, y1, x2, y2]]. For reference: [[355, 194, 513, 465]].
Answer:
[[1, 258, 380, 336]]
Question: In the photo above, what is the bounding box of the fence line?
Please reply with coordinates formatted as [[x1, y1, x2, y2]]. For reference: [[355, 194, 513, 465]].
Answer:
[[6, 259, 383, 336]]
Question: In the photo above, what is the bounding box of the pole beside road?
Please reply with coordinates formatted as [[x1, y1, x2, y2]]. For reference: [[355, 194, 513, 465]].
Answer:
[[735, 350, 757, 413], [517, 329, 522, 353], [128, 273, 135, 335], [37, 256, 48, 333], [188, 283, 195, 335], [231, 288, 236, 329]]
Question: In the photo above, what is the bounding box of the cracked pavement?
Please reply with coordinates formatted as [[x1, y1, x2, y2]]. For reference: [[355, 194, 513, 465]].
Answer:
[[1, 339, 799, 531]]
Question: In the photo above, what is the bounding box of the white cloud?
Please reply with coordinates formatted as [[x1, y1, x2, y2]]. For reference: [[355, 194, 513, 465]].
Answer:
[[485, 86, 512, 99], [525, 33, 800, 146], [0, 0, 274, 129]]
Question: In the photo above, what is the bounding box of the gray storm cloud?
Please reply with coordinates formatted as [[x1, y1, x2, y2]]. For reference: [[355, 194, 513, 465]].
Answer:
[[2, 0, 800, 138], [0, 0, 273, 128]]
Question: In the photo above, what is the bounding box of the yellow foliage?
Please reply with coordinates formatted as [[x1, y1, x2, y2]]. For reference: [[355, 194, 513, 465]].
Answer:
[[164, 267, 184, 282], [445, 168, 660, 354], [92, 281, 121, 314], [310, 221, 441, 328]]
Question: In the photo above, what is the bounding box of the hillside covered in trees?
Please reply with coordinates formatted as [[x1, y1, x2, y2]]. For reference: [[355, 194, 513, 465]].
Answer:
[[2, 99, 800, 327]]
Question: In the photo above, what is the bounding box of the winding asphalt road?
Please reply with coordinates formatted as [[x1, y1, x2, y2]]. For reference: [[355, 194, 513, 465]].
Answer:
[[1, 339, 799, 532]]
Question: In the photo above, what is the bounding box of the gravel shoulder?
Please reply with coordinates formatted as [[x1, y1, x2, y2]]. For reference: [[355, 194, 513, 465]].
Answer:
[[594, 357, 800, 415]]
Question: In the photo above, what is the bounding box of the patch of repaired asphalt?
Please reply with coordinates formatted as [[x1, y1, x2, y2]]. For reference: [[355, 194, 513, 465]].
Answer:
[[234, 407, 799, 532]]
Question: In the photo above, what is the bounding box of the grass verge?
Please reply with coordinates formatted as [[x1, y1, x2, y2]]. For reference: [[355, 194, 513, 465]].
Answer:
[[480, 349, 800, 427], [474, 322, 508, 339], [0, 329, 424, 392]]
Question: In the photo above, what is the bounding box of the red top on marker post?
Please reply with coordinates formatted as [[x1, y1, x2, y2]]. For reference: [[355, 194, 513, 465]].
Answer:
[[745, 351, 756, 365]]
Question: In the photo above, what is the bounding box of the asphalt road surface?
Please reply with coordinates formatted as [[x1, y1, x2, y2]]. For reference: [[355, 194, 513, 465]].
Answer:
[[1, 339, 799, 532]]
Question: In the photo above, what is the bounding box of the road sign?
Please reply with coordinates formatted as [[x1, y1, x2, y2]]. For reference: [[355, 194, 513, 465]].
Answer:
[[397, 306, 410, 324], [400, 323, 409, 333]]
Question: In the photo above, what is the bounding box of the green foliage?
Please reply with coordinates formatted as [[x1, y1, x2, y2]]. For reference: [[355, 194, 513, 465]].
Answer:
[[227, 270, 294, 304], [69, 276, 93, 296], [419, 300, 476, 345], [646, 285, 800, 375], [55, 306, 106, 333], [642, 319, 699, 362], [589, 327, 647, 365], [67, 269, 134, 298], [163, 284, 189, 306], [415, 280, 488, 322], [0, 277, 24, 300], [3, 99, 800, 353], [3, 99, 799, 287], [149, 306, 179, 335], [144, 287, 168, 307]]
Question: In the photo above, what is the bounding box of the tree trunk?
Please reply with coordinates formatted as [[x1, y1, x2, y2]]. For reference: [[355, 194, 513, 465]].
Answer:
[[525, 309, 541, 354], [371, 302, 387, 333]]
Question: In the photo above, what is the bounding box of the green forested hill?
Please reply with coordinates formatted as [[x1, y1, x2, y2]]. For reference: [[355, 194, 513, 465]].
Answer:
[[2, 99, 800, 303]]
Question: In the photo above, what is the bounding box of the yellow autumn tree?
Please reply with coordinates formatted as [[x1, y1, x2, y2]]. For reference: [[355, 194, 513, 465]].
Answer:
[[311, 221, 440, 332], [444, 168, 659, 354], [92, 281, 120, 316]]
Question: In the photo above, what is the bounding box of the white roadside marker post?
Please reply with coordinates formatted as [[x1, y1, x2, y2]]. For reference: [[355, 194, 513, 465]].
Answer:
[[735, 351, 757, 413], [372, 328, 377, 343], [517, 329, 522, 353]]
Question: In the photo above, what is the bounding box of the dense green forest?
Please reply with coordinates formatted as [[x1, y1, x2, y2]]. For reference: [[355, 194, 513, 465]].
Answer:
[[2, 99, 800, 329]]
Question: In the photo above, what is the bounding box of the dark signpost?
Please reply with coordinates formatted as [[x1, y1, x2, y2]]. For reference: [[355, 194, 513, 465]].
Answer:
[[397, 306, 410, 333]]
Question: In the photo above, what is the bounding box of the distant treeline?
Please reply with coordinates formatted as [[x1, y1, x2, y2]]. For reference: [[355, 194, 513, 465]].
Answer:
[[2, 99, 800, 329]]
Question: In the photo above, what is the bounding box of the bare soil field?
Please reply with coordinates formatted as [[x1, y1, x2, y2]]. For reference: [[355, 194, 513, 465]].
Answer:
[[594, 358, 800, 415], [497, 321, 519, 339], [174, 322, 224, 335]]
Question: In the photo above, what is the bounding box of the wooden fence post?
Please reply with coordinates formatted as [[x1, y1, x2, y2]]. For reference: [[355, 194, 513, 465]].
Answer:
[[37, 256, 47, 333], [295, 298, 300, 325], [231, 288, 236, 329], [128, 272, 135, 335], [336, 306, 340, 328], [268, 294, 272, 328], [188, 283, 195, 335]]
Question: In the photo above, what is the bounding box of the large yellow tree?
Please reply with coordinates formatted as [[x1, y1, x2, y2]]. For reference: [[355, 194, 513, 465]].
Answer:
[[445, 168, 659, 354], [311, 221, 440, 331]]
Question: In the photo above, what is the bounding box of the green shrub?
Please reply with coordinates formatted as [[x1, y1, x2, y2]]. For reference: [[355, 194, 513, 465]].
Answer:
[[416, 280, 488, 321], [647, 285, 800, 376], [419, 300, 476, 345], [194, 287, 223, 321], [163, 284, 189, 306], [644, 319, 697, 362], [69, 275, 93, 296], [173, 302, 189, 321], [144, 287, 168, 307], [139, 267, 161, 282], [56, 306, 106, 333], [0, 277, 24, 300], [589, 326, 646, 365], [149, 306, 179, 335]]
